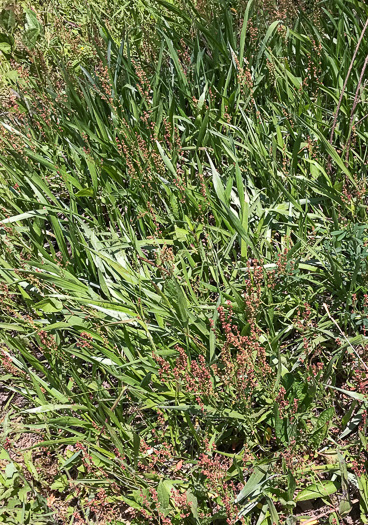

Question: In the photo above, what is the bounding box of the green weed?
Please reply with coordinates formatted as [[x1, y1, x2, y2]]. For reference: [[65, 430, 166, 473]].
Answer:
[[0, 0, 367, 523]]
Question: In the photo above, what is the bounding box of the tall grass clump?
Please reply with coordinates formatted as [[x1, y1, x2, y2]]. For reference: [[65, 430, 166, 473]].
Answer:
[[0, 0, 367, 523]]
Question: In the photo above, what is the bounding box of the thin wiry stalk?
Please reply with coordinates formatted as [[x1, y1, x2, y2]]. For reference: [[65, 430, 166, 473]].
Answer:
[[345, 54, 368, 162], [329, 17, 368, 145]]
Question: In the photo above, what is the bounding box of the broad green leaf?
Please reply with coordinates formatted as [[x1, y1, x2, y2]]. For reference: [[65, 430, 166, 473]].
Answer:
[[34, 298, 63, 313], [235, 464, 270, 503], [296, 481, 340, 501], [0, 9, 15, 31]]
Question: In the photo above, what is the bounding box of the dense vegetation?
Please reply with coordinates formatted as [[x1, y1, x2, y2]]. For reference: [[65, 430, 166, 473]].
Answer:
[[0, 0, 367, 523]]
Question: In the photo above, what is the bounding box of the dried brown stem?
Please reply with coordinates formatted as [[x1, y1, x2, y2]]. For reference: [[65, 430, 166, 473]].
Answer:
[[300, 499, 359, 524]]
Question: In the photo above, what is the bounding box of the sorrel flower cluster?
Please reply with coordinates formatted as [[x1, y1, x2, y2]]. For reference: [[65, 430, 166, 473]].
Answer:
[[153, 261, 273, 410], [153, 345, 214, 408], [215, 299, 271, 401]]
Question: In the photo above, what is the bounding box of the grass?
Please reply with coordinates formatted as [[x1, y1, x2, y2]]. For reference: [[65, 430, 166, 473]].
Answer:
[[0, 0, 367, 523]]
